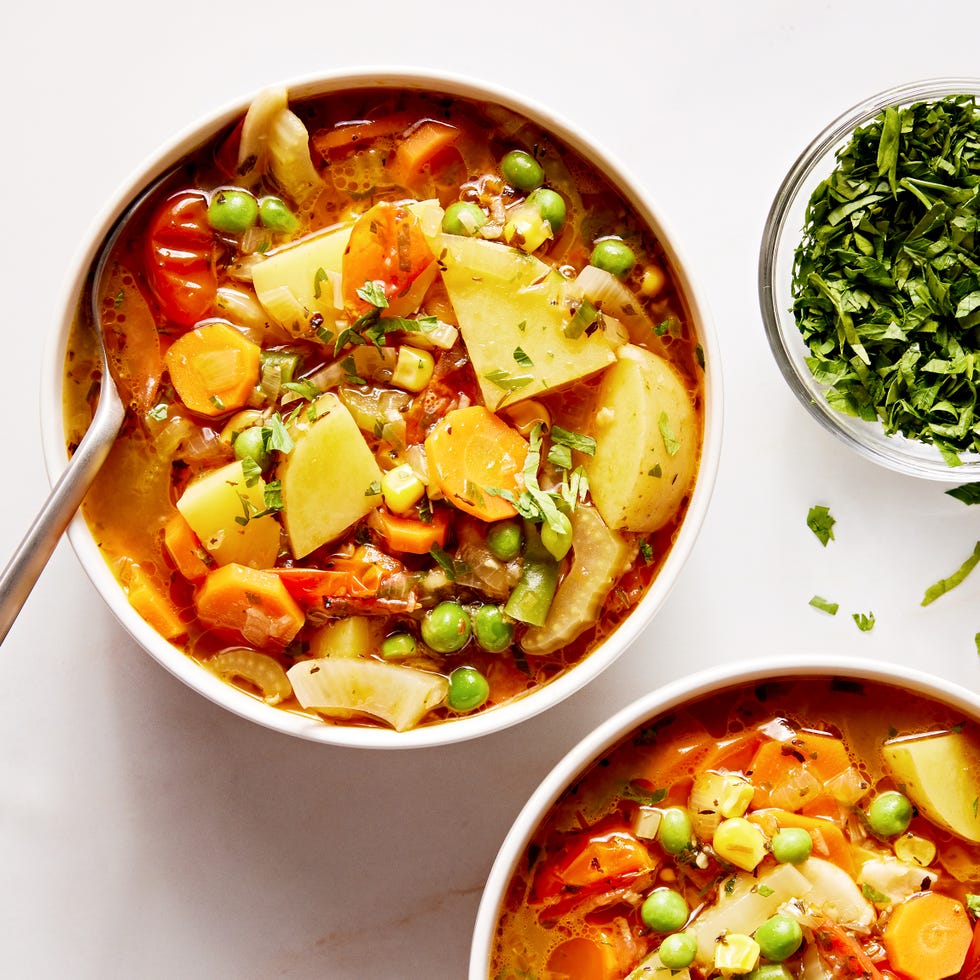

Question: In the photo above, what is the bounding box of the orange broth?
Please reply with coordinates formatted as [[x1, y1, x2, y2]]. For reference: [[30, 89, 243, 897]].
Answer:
[[490, 676, 980, 978], [63, 87, 705, 732]]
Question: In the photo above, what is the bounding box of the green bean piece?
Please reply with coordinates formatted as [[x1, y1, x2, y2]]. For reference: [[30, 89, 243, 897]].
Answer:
[[503, 524, 559, 627]]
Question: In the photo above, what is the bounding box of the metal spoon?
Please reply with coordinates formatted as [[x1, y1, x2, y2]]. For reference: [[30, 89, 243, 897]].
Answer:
[[0, 172, 175, 644]]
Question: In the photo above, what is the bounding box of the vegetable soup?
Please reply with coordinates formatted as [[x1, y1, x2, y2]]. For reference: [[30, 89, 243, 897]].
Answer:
[[63, 85, 704, 733], [489, 676, 980, 979]]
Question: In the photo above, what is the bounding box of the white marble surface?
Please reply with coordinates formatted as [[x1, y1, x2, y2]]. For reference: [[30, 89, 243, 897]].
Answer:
[[3, 2, 980, 977]]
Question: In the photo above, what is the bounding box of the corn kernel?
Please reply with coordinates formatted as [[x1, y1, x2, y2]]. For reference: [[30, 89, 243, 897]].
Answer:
[[717, 774, 755, 818], [381, 463, 425, 513], [713, 934, 760, 975], [640, 265, 666, 297], [894, 832, 936, 867], [391, 346, 434, 392], [713, 817, 768, 871], [501, 398, 551, 436]]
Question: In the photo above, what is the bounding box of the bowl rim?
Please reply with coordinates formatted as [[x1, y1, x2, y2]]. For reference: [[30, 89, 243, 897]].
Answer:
[[467, 652, 980, 976], [40, 64, 723, 749], [758, 76, 980, 482]]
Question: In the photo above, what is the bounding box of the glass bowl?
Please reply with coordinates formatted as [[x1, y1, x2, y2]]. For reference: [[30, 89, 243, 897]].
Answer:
[[40, 67, 722, 749], [759, 78, 980, 481]]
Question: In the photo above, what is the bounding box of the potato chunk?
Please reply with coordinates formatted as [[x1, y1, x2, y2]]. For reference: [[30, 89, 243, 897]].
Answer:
[[176, 460, 281, 569], [439, 237, 620, 409], [882, 730, 980, 842], [278, 393, 383, 558], [584, 344, 698, 532]]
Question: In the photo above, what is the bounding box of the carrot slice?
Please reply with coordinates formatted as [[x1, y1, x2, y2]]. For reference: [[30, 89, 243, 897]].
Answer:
[[163, 513, 212, 582], [882, 892, 972, 980], [424, 406, 527, 522], [126, 565, 186, 640], [748, 730, 851, 811], [310, 112, 418, 159], [195, 564, 305, 648], [164, 322, 261, 417], [546, 935, 620, 980], [368, 507, 449, 555], [387, 120, 459, 185]]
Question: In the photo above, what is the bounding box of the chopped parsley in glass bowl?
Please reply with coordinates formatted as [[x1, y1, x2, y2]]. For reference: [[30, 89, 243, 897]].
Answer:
[[760, 78, 980, 480]]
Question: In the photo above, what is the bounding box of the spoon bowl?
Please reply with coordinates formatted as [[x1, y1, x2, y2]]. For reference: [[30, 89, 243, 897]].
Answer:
[[0, 172, 178, 643]]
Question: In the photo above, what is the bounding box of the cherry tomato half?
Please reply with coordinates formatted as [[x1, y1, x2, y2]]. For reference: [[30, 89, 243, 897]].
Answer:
[[144, 190, 217, 328]]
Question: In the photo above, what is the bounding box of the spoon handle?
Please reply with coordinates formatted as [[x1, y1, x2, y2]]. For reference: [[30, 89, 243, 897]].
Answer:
[[0, 387, 125, 644]]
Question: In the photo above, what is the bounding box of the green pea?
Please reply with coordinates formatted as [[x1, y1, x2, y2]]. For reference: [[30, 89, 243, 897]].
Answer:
[[474, 605, 514, 653], [233, 426, 270, 470], [754, 914, 803, 963], [640, 887, 688, 933], [208, 188, 258, 234], [447, 666, 489, 712], [421, 601, 472, 653], [258, 195, 299, 233], [487, 520, 523, 561], [442, 201, 487, 236], [657, 931, 697, 969], [745, 966, 794, 980], [867, 790, 913, 837], [527, 187, 566, 233], [540, 511, 573, 561], [771, 827, 813, 864], [501, 149, 544, 192], [658, 807, 694, 856], [590, 238, 636, 279], [381, 632, 417, 660]]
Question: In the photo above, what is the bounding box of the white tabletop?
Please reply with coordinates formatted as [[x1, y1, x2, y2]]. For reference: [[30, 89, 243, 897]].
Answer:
[[3, 2, 980, 977]]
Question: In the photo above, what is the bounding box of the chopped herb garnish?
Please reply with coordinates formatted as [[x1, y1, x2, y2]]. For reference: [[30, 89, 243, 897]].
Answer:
[[262, 480, 283, 512], [806, 504, 836, 546], [658, 412, 680, 456], [356, 280, 389, 309], [922, 541, 980, 605], [639, 541, 654, 564], [312, 266, 329, 300], [809, 595, 839, 615], [484, 368, 534, 391], [861, 883, 889, 903], [947, 483, 980, 505], [620, 782, 667, 806], [648, 464, 663, 478], [282, 379, 323, 400], [265, 413, 295, 454], [147, 402, 168, 421], [209, 394, 225, 411], [853, 611, 876, 632], [757, 885, 775, 898], [240, 455, 262, 488], [550, 425, 597, 456], [364, 480, 381, 496], [968, 893, 980, 919], [341, 355, 366, 385], [547, 443, 572, 470], [513, 346, 533, 367], [792, 95, 980, 462]]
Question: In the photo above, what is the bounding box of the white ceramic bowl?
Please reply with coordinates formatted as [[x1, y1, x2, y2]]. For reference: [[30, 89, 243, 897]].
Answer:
[[469, 654, 980, 975], [40, 67, 722, 749], [759, 78, 980, 481]]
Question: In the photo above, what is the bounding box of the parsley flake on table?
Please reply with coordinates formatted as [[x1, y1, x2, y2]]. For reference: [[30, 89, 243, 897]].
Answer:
[[947, 483, 980, 505], [852, 611, 876, 632], [792, 95, 980, 462], [809, 595, 839, 615], [921, 541, 980, 606], [806, 504, 836, 546]]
